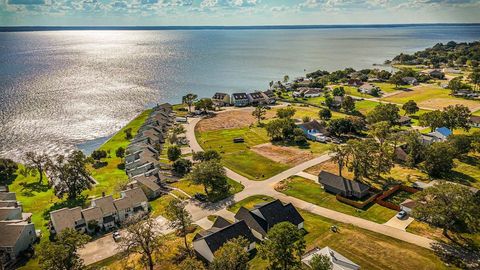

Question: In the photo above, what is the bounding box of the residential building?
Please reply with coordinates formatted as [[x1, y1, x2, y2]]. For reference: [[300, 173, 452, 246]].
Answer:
[[428, 69, 445, 79], [347, 79, 363, 87], [91, 195, 117, 230], [247, 92, 267, 105], [298, 120, 329, 142], [0, 191, 37, 265], [397, 116, 412, 126], [262, 90, 277, 104], [234, 199, 304, 240], [81, 207, 103, 233], [114, 188, 149, 223], [193, 217, 257, 263], [470, 116, 480, 128], [318, 171, 370, 199], [231, 93, 250, 107], [131, 174, 163, 199], [399, 199, 417, 215], [293, 87, 323, 98], [358, 83, 380, 95], [212, 92, 231, 106], [402, 77, 418, 85], [49, 207, 85, 234], [302, 246, 360, 270]]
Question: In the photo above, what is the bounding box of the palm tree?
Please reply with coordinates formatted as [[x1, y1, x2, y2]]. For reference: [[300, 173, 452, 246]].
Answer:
[[182, 93, 198, 112]]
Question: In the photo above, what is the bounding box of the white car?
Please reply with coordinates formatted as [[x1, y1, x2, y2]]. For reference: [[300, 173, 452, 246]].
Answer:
[[112, 231, 122, 242], [396, 210, 407, 220]]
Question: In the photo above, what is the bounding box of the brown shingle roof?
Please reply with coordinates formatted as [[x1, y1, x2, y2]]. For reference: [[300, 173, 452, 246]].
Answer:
[[81, 207, 103, 222], [92, 196, 116, 214], [123, 188, 148, 205]]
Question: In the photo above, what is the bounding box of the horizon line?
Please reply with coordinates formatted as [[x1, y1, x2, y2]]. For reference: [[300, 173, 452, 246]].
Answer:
[[1, 22, 480, 32]]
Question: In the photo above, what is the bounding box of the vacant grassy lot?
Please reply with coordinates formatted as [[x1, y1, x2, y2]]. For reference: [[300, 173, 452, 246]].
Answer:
[[195, 127, 290, 180], [231, 196, 449, 270], [88, 109, 152, 197], [171, 178, 244, 202], [276, 176, 396, 223]]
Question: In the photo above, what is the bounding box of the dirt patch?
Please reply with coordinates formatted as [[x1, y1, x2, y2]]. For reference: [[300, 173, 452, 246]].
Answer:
[[196, 109, 277, 132], [251, 143, 315, 166], [418, 98, 480, 111], [305, 160, 353, 178]]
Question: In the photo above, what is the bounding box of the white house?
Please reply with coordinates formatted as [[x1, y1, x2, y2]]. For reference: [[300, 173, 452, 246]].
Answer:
[[302, 246, 360, 270]]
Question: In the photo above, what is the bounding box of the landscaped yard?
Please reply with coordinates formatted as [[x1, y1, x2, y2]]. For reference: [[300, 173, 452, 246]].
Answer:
[[171, 178, 244, 202], [276, 176, 396, 223], [88, 109, 152, 197], [225, 194, 450, 270]]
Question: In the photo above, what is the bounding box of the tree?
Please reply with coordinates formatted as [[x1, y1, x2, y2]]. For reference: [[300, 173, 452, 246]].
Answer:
[[189, 159, 229, 196], [91, 150, 107, 161], [180, 257, 206, 270], [25, 152, 49, 184], [0, 158, 18, 183], [195, 98, 214, 113], [38, 228, 90, 270], [448, 134, 473, 156], [310, 254, 333, 270], [402, 130, 426, 167], [48, 151, 92, 200], [283, 75, 290, 83], [447, 77, 464, 94], [252, 106, 267, 124], [115, 147, 125, 158], [302, 116, 311, 123], [324, 94, 334, 109], [412, 182, 480, 238], [469, 70, 480, 91], [210, 237, 250, 270], [182, 93, 198, 112], [442, 104, 471, 131], [419, 110, 445, 131], [124, 127, 133, 140], [319, 108, 332, 121], [265, 118, 296, 141], [173, 158, 193, 176], [423, 142, 455, 177], [276, 107, 296, 119], [167, 145, 182, 162], [402, 100, 419, 115], [332, 87, 345, 97], [389, 72, 404, 88], [165, 199, 193, 252], [192, 150, 221, 162], [258, 222, 305, 270], [293, 128, 307, 146], [343, 139, 393, 181], [327, 118, 354, 137], [172, 124, 186, 135], [341, 96, 355, 113], [331, 144, 349, 177], [366, 103, 400, 126], [119, 217, 165, 270]]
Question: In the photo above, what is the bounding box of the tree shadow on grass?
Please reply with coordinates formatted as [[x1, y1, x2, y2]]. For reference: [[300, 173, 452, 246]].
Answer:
[[443, 171, 477, 186], [18, 181, 51, 197], [42, 195, 88, 221], [457, 155, 480, 167], [431, 237, 480, 269]]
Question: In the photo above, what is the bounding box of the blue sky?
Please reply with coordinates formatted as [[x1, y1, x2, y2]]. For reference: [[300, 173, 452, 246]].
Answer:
[[1, 0, 480, 26]]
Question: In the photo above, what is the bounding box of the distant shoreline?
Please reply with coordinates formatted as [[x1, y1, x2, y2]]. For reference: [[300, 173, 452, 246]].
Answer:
[[1, 23, 480, 32]]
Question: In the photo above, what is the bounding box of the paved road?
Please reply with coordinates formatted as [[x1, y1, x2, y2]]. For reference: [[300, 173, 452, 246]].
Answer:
[[184, 111, 437, 250]]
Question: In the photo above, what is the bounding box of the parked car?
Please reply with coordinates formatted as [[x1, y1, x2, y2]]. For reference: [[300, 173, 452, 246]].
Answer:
[[113, 231, 122, 242], [396, 210, 407, 219], [194, 193, 208, 202]]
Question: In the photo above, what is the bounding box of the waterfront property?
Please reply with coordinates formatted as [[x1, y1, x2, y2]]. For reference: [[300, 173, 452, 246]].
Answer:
[[0, 190, 37, 266], [49, 187, 149, 235], [247, 91, 267, 105], [262, 90, 277, 104], [293, 87, 323, 98], [212, 92, 231, 107], [232, 93, 250, 107]]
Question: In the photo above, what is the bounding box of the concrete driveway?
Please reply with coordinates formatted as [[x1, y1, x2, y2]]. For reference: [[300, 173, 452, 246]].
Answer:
[[384, 215, 415, 231], [79, 215, 174, 266]]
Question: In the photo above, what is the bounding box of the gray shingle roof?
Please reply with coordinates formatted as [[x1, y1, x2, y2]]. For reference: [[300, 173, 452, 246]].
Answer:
[[319, 171, 370, 194]]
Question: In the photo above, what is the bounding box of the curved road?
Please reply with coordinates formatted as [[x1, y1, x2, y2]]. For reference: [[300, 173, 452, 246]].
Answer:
[[184, 112, 435, 250]]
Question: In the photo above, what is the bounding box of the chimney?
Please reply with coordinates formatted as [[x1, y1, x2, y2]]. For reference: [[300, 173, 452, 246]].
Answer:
[[102, 192, 105, 197]]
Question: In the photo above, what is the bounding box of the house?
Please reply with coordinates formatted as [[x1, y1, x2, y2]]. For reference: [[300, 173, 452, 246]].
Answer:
[[318, 171, 370, 199], [402, 77, 418, 85], [428, 70, 445, 79], [131, 174, 163, 199], [91, 195, 118, 230], [358, 83, 380, 95], [114, 188, 149, 223], [81, 207, 103, 233], [332, 96, 344, 108], [470, 116, 480, 128], [293, 87, 323, 98], [302, 247, 360, 270], [212, 92, 231, 107], [234, 199, 304, 240], [298, 120, 329, 142], [0, 191, 37, 264], [394, 146, 408, 163], [400, 199, 417, 215], [127, 162, 159, 178], [231, 93, 250, 107], [429, 127, 452, 141], [397, 116, 412, 126], [193, 217, 257, 263], [247, 92, 267, 105], [50, 207, 85, 234], [262, 90, 277, 104], [348, 79, 363, 87]]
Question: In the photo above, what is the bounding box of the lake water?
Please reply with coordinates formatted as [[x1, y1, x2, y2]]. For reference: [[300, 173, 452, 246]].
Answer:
[[1, 25, 480, 160]]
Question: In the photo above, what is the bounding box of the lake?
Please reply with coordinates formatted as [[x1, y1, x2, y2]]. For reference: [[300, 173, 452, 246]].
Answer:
[[1, 24, 480, 160]]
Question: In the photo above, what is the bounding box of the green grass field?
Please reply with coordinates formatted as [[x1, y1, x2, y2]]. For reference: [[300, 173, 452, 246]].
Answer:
[[196, 127, 290, 180], [228, 195, 449, 270], [171, 177, 244, 202], [88, 109, 152, 197], [277, 176, 396, 223]]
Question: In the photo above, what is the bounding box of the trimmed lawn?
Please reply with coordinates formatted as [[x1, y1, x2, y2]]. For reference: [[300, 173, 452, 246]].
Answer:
[[451, 154, 480, 189], [277, 176, 396, 223], [149, 195, 175, 217], [88, 109, 152, 197], [375, 82, 412, 93], [196, 127, 290, 180], [170, 178, 244, 202], [382, 84, 452, 104], [227, 195, 275, 213]]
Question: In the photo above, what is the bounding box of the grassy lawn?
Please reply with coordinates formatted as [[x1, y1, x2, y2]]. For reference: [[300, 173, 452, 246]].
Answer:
[[382, 84, 452, 104], [170, 178, 244, 202], [227, 195, 276, 213], [88, 109, 152, 197], [242, 202, 449, 270], [276, 176, 396, 223], [149, 194, 175, 217], [451, 154, 480, 189], [196, 127, 290, 180]]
